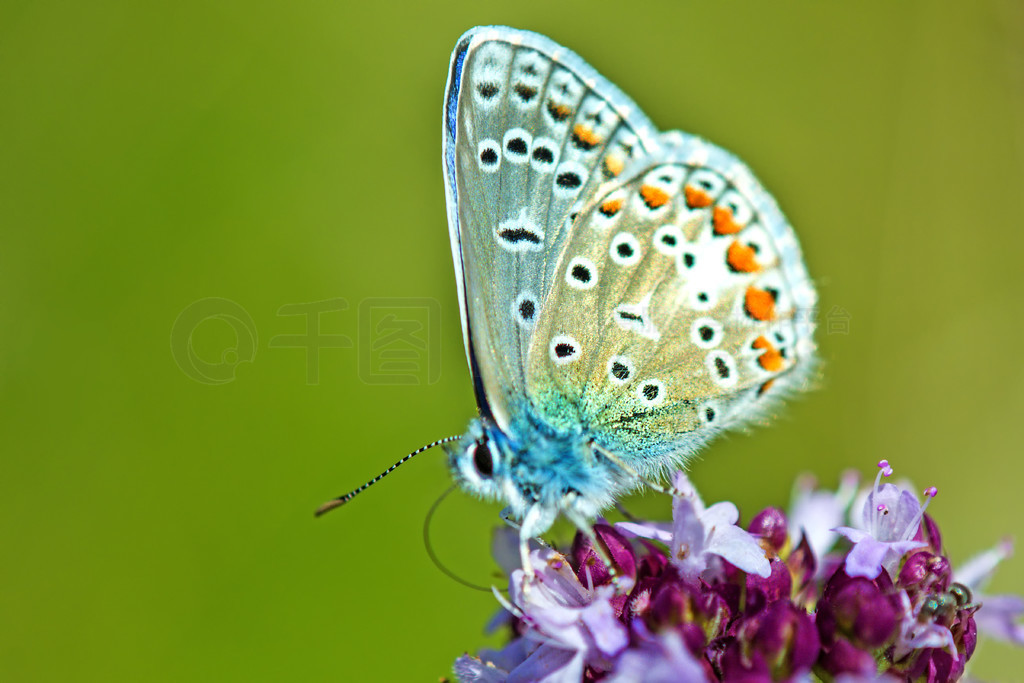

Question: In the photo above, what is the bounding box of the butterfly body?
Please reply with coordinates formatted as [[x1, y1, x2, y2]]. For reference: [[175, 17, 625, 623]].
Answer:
[[441, 27, 816, 538], [451, 409, 632, 537]]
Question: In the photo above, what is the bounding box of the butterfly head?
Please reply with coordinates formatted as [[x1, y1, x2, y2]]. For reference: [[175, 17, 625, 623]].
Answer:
[[445, 416, 624, 537]]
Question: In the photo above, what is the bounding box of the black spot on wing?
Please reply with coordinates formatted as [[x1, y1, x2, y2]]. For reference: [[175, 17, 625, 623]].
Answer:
[[498, 227, 542, 245]]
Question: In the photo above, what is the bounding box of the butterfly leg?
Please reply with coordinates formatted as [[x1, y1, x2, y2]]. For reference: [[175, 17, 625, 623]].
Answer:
[[614, 500, 642, 523], [592, 443, 685, 498]]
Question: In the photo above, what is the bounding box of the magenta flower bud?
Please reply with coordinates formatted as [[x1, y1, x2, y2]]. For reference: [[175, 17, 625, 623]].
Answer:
[[748, 506, 789, 553], [712, 636, 771, 682], [787, 535, 818, 598], [921, 513, 943, 554], [818, 639, 878, 677], [899, 551, 951, 595], [572, 523, 637, 586], [898, 646, 960, 683], [744, 558, 792, 616], [818, 574, 900, 648], [648, 580, 688, 627], [957, 612, 978, 660], [645, 578, 730, 642], [734, 601, 820, 677], [636, 540, 668, 580]]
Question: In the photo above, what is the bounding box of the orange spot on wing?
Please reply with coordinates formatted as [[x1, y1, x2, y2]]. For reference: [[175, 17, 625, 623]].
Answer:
[[727, 241, 761, 273], [745, 287, 776, 321], [604, 155, 624, 177], [599, 198, 623, 216], [640, 184, 670, 209], [572, 124, 602, 149], [713, 206, 743, 235], [684, 184, 713, 208], [752, 335, 784, 372], [547, 101, 572, 121], [758, 378, 776, 396]]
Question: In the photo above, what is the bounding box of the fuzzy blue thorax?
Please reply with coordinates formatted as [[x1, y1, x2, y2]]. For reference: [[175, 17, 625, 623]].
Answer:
[[446, 408, 635, 537]]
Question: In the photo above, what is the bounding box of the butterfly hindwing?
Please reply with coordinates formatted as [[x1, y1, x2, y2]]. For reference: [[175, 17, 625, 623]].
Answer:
[[443, 26, 661, 428], [526, 135, 817, 476]]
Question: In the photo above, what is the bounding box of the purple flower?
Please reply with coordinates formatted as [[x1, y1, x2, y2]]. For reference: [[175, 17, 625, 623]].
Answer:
[[454, 655, 511, 683], [788, 470, 859, 563], [892, 589, 958, 658], [834, 460, 930, 580], [605, 621, 708, 682], [453, 463, 1021, 682], [748, 506, 788, 554], [617, 472, 771, 581], [817, 570, 901, 650], [730, 601, 821, 678], [492, 547, 629, 682]]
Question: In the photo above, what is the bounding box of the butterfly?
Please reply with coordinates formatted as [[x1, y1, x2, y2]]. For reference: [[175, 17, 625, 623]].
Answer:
[[319, 26, 816, 549]]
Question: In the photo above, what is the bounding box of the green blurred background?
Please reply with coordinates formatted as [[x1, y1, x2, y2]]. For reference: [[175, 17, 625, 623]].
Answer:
[[2, 0, 1022, 680]]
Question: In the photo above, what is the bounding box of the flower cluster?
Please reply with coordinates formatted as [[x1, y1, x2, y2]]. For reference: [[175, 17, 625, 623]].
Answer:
[[454, 461, 1022, 682]]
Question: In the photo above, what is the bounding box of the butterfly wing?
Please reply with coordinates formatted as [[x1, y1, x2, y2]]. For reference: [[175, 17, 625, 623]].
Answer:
[[526, 134, 817, 477], [443, 26, 662, 428]]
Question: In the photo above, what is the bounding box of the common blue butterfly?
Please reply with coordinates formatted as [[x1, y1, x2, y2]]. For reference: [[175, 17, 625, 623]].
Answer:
[[320, 26, 816, 547]]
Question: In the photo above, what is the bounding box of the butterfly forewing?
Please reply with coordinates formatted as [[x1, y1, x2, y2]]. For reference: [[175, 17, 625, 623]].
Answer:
[[526, 137, 817, 474], [443, 27, 661, 427]]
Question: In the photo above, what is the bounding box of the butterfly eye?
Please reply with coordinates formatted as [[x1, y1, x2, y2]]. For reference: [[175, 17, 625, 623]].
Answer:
[[471, 440, 493, 477]]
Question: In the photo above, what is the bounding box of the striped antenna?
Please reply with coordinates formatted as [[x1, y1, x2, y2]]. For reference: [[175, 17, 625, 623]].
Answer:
[[314, 435, 461, 517]]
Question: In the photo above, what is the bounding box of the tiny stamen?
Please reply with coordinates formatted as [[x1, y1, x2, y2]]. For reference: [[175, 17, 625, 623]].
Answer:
[[919, 486, 938, 516], [872, 461, 893, 496], [903, 485, 939, 541]]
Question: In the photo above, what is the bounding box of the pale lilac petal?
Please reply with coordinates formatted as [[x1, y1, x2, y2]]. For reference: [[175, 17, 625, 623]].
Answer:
[[579, 599, 628, 657], [606, 630, 706, 682], [974, 594, 1024, 644], [838, 526, 925, 579], [615, 521, 672, 544], [707, 524, 771, 578], [834, 526, 871, 544], [507, 645, 582, 683], [894, 591, 958, 659], [956, 539, 1013, 590], [484, 607, 514, 635], [843, 538, 890, 578], [835, 674, 902, 683], [902, 621, 956, 654], [790, 486, 848, 560], [671, 497, 710, 580], [703, 501, 740, 527], [455, 655, 509, 683], [478, 638, 538, 673], [672, 471, 702, 510], [672, 497, 706, 552], [527, 605, 590, 652], [890, 489, 924, 540]]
